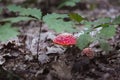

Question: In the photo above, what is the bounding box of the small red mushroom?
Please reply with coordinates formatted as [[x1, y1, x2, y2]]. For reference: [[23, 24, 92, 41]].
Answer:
[[81, 48, 94, 59], [53, 33, 76, 46]]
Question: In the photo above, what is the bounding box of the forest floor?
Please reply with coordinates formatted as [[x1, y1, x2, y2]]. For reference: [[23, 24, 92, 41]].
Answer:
[[0, 0, 120, 80]]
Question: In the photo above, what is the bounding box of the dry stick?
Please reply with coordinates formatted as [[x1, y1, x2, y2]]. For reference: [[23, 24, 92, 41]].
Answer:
[[37, 21, 42, 63]]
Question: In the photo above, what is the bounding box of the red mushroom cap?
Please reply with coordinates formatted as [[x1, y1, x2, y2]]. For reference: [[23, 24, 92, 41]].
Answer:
[[81, 48, 94, 59], [53, 33, 76, 46]]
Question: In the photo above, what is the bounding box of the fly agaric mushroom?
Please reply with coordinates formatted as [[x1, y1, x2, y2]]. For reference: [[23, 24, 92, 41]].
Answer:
[[53, 33, 76, 46], [81, 48, 94, 59]]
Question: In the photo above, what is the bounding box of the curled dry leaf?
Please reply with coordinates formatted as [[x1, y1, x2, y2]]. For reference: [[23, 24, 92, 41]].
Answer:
[[40, 32, 55, 41], [46, 45, 66, 54], [38, 54, 50, 64], [25, 55, 33, 61], [26, 32, 55, 56], [0, 56, 5, 65]]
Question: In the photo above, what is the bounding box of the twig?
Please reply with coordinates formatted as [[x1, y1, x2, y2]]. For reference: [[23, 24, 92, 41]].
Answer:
[[37, 21, 42, 60]]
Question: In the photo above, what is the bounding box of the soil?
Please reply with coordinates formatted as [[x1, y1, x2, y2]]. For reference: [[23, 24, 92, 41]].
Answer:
[[0, 0, 120, 80]]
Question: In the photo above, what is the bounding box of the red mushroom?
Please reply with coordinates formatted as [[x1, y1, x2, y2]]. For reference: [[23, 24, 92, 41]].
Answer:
[[53, 33, 76, 46], [81, 48, 94, 59]]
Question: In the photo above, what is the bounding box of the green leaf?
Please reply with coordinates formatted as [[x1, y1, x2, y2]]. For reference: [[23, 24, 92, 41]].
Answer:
[[7, 5, 24, 12], [1, 17, 36, 23], [0, 7, 2, 13], [43, 13, 76, 33], [76, 33, 93, 50], [20, 8, 42, 20], [58, 0, 81, 8], [99, 25, 116, 39], [81, 20, 93, 25], [112, 15, 120, 25], [93, 17, 111, 27], [7, 5, 42, 20], [0, 23, 19, 42], [99, 39, 111, 52], [69, 13, 84, 22]]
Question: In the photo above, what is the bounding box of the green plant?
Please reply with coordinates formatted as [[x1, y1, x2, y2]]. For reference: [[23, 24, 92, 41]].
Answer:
[[69, 13, 85, 23], [0, 4, 119, 53], [0, 8, 2, 13], [6, 5, 42, 21], [1, 5, 76, 41], [69, 13, 118, 52], [0, 23, 19, 41], [43, 13, 76, 33], [58, 0, 81, 8], [0, 5, 42, 41]]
